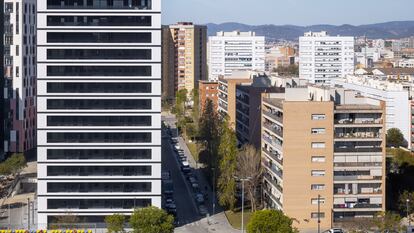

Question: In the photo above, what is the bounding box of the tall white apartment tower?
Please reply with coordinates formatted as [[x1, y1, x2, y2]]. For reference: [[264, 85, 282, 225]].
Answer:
[[37, 0, 162, 226], [208, 31, 265, 81], [299, 31, 355, 84]]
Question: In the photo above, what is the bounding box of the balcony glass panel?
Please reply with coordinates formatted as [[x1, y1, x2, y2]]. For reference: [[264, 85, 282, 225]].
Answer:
[[47, 99, 151, 110], [47, 32, 152, 43], [47, 199, 151, 209], [47, 166, 151, 176], [47, 49, 152, 60], [47, 116, 152, 127], [47, 132, 151, 143], [47, 149, 152, 160]]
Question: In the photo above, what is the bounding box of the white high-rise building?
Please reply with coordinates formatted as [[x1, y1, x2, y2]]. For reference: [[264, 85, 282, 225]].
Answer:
[[37, 0, 161, 226], [208, 31, 265, 81], [299, 31, 355, 84]]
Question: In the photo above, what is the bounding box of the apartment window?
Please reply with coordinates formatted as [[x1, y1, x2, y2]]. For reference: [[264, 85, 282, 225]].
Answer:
[[47, 182, 152, 193], [47, 16, 151, 27], [47, 116, 152, 127], [312, 142, 325, 149], [47, 32, 152, 43], [311, 198, 325, 205], [311, 184, 325, 190], [47, 132, 151, 143], [47, 166, 152, 176], [311, 128, 326, 134], [47, 82, 152, 93], [47, 49, 152, 60], [311, 212, 325, 219], [311, 170, 326, 177], [47, 99, 152, 110], [311, 156, 326, 163], [47, 149, 152, 160], [47, 199, 152, 210], [47, 66, 151, 77], [312, 114, 326, 120]]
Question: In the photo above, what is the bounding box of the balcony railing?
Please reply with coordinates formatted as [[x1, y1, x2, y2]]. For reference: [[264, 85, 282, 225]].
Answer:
[[335, 132, 381, 139], [335, 119, 383, 125], [263, 186, 283, 207], [262, 148, 283, 165], [333, 203, 382, 209], [334, 162, 382, 168], [263, 161, 283, 179], [263, 111, 283, 124], [264, 122, 283, 138], [334, 175, 382, 181], [262, 135, 283, 151], [334, 147, 382, 153], [334, 189, 382, 195], [264, 173, 283, 193]]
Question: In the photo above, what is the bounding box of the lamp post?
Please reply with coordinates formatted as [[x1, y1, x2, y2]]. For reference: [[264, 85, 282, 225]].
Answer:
[[234, 176, 252, 233], [407, 199, 411, 228], [317, 194, 321, 233]]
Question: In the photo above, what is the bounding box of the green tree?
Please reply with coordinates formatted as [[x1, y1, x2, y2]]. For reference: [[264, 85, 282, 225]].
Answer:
[[387, 128, 406, 148], [373, 212, 404, 233], [129, 206, 174, 233], [0, 153, 27, 175], [399, 191, 414, 218], [247, 210, 298, 233], [105, 214, 126, 233], [273, 64, 299, 76], [217, 117, 238, 211], [198, 99, 220, 169]]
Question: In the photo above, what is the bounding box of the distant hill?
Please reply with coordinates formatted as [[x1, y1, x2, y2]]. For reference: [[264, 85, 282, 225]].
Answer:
[[205, 21, 414, 40]]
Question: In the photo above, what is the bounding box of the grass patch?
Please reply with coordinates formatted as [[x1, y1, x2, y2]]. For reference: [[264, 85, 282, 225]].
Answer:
[[186, 142, 199, 161], [225, 209, 253, 230]]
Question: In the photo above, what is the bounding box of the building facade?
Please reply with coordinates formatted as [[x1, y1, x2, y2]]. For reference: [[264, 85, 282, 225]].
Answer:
[[37, 0, 162, 225], [262, 86, 386, 232], [162, 22, 207, 99], [299, 31, 355, 84], [3, 0, 37, 154], [198, 80, 218, 112], [332, 75, 411, 148], [1, 0, 4, 160], [208, 31, 265, 81]]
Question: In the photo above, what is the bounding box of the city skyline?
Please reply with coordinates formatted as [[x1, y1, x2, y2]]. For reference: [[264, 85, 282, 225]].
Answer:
[[163, 0, 414, 26]]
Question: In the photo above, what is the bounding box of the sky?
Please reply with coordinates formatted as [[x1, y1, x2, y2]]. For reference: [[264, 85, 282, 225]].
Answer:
[[163, 0, 414, 26]]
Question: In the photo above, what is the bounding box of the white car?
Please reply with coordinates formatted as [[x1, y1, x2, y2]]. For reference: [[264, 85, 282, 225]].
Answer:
[[325, 229, 343, 233]]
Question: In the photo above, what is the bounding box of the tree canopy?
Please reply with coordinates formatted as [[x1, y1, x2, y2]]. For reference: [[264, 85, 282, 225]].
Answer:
[[247, 209, 298, 233], [129, 206, 174, 233], [217, 116, 238, 211], [0, 153, 27, 175], [387, 128, 406, 148], [105, 214, 126, 233]]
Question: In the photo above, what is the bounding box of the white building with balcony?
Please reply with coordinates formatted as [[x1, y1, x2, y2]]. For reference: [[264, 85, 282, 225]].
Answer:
[[37, 0, 161, 226], [208, 31, 265, 81], [299, 31, 355, 84]]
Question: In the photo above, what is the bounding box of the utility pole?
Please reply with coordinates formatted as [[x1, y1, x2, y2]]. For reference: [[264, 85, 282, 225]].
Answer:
[[234, 176, 252, 233], [407, 199, 411, 228], [317, 194, 321, 233], [27, 198, 30, 230]]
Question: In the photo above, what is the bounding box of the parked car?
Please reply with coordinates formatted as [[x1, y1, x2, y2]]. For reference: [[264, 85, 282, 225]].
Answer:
[[178, 155, 187, 162], [161, 171, 171, 180], [324, 229, 344, 233], [198, 205, 208, 216], [194, 193, 205, 204], [163, 180, 174, 196]]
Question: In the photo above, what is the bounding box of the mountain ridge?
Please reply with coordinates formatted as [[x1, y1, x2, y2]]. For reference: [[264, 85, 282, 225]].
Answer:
[[205, 21, 414, 40]]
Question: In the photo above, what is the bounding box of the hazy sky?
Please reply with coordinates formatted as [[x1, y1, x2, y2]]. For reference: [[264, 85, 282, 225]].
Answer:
[[163, 0, 414, 26]]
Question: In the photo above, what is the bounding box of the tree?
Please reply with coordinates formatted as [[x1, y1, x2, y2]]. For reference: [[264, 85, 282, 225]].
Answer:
[[387, 128, 406, 148], [0, 153, 27, 175], [399, 191, 414, 219], [217, 117, 238, 211], [247, 209, 298, 233], [129, 206, 174, 233], [236, 144, 263, 211], [198, 99, 220, 169], [373, 212, 404, 233], [105, 214, 126, 233], [272, 65, 299, 76]]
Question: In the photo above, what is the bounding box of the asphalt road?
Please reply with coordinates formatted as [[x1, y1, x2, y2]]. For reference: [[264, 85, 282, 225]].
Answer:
[[161, 133, 200, 226]]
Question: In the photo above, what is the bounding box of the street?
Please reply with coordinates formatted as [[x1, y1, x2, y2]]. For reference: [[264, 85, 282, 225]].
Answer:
[[162, 114, 238, 233]]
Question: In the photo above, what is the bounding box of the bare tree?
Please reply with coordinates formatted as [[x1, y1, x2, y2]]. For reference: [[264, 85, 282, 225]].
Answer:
[[236, 144, 263, 211]]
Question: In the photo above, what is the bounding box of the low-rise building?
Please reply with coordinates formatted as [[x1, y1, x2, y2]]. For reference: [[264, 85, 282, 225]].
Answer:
[[261, 86, 386, 232], [199, 80, 219, 111]]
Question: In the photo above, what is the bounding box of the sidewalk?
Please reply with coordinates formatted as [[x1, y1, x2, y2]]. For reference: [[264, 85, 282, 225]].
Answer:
[[175, 212, 240, 233]]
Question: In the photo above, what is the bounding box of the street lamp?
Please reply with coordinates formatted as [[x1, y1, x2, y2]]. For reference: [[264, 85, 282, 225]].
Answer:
[[234, 176, 252, 233], [407, 199, 411, 228]]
